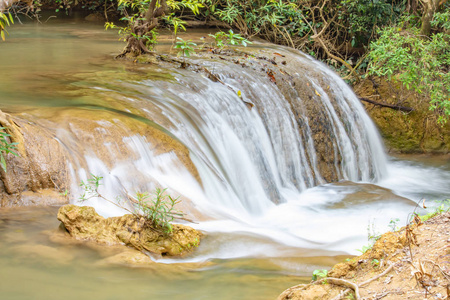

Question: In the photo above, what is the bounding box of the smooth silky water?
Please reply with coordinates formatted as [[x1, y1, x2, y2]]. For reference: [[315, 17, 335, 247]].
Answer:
[[1, 17, 450, 299]]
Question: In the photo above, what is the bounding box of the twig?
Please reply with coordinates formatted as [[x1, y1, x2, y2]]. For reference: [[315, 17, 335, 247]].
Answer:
[[422, 259, 450, 280]]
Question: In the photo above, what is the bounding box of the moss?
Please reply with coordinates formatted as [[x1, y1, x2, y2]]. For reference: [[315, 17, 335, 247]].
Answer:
[[355, 78, 450, 154]]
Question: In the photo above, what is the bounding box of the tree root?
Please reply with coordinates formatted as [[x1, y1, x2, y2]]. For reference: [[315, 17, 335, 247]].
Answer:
[[325, 278, 360, 300], [327, 264, 397, 300]]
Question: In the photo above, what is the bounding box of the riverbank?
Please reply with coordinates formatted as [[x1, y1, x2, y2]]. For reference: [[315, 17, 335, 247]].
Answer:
[[355, 78, 450, 154], [278, 211, 450, 300]]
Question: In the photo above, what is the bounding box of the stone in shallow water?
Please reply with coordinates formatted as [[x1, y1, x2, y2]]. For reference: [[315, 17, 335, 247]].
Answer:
[[57, 204, 202, 257]]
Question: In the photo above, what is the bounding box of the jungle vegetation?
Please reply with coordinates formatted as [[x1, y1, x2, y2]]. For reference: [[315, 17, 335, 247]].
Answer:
[[1, 0, 449, 121]]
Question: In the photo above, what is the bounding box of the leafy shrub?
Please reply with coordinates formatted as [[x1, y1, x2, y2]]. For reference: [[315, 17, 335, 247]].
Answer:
[[367, 22, 450, 123]]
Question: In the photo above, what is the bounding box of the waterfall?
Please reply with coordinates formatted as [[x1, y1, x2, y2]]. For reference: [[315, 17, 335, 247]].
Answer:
[[60, 45, 389, 254], [94, 47, 387, 212]]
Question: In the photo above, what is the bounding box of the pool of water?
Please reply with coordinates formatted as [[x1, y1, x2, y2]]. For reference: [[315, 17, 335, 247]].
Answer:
[[0, 206, 342, 300]]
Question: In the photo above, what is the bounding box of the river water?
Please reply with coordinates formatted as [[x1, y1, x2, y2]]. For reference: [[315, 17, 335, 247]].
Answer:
[[0, 17, 449, 299]]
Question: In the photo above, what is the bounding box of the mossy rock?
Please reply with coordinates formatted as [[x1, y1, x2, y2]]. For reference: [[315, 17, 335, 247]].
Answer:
[[57, 204, 202, 256]]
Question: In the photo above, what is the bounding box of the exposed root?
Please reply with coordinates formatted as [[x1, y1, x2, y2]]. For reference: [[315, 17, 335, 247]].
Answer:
[[325, 278, 360, 300]]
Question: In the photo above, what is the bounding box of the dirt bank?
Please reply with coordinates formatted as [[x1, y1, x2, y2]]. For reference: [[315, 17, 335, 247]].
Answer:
[[278, 212, 450, 300], [355, 78, 450, 154]]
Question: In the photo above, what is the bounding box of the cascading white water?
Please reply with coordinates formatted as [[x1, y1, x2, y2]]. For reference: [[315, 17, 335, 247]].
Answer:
[[66, 46, 405, 256]]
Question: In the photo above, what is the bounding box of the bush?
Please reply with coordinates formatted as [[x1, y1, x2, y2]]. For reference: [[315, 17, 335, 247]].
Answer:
[[367, 15, 450, 123]]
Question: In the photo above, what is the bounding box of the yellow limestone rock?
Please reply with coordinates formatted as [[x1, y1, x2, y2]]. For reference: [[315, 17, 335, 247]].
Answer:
[[57, 204, 201, 256]]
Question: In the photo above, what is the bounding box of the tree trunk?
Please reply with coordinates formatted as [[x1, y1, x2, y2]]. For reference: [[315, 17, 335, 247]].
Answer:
[[420, 0, 447, 37], [118, 0, 168, 57]]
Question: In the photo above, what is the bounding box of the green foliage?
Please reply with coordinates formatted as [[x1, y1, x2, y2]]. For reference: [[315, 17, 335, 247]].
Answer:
[[356, 244, 372, 254], [0, 127, 18, 172], [367, 222, 381, 244], [205, 0, 404, 66], [106, 0, 204, 53], [388, 218, 400, 231], [345, 294, 356, 300], [208, 29, 252, 49], [0, 12, 14, 41], [371, 259, 380, 267], [312, 269, 328, 281], [79, 174, 184, 235], [137, 188, 183, 234], [419, 199, 450, 222], [174, 37, 196, 57], [368, 16, 450, 123], [339, 0, 403, 47], [206, 0, 308, 44]]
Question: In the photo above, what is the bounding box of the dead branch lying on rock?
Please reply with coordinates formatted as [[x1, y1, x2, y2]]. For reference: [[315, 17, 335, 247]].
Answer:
[[359, 97, 414, 112]]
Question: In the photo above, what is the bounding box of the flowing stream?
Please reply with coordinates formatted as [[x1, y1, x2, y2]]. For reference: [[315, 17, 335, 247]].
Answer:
[[0, 17, 450, 299]]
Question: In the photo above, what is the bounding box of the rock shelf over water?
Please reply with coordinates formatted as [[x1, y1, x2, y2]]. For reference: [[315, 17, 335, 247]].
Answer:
[[57, 204, 202, 257]]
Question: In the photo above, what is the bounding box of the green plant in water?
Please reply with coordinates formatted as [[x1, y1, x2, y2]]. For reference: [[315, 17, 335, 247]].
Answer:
[[174, 37, 196, 57], [79, 174, 184, 235], [312, 269, 328, 282], [0, 127, 18, 172]]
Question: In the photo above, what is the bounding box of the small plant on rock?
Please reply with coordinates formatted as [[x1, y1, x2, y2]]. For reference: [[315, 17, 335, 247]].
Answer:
[[208, 29, 252, 49], [388, 218, 400, 232], [312, 269, 328, 282], [174, 37, 197, 57], [79, 174, 184, 235], [371, 259, 380, 268], [419, 199, 450, 222], [356, 244, 372, 254], [0, 127, 18, 172]]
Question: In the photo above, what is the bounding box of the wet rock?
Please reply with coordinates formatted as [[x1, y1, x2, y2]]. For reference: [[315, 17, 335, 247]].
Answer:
[[57, 204, 202, 257], [0, 110, 69, 207]]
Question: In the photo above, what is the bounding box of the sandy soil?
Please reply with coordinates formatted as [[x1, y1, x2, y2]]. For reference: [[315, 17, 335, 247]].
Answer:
[[278, 212, 450, 300]]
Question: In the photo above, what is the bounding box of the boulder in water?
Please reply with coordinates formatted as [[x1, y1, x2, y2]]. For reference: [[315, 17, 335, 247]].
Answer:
[[57, 204, 202, 257]]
